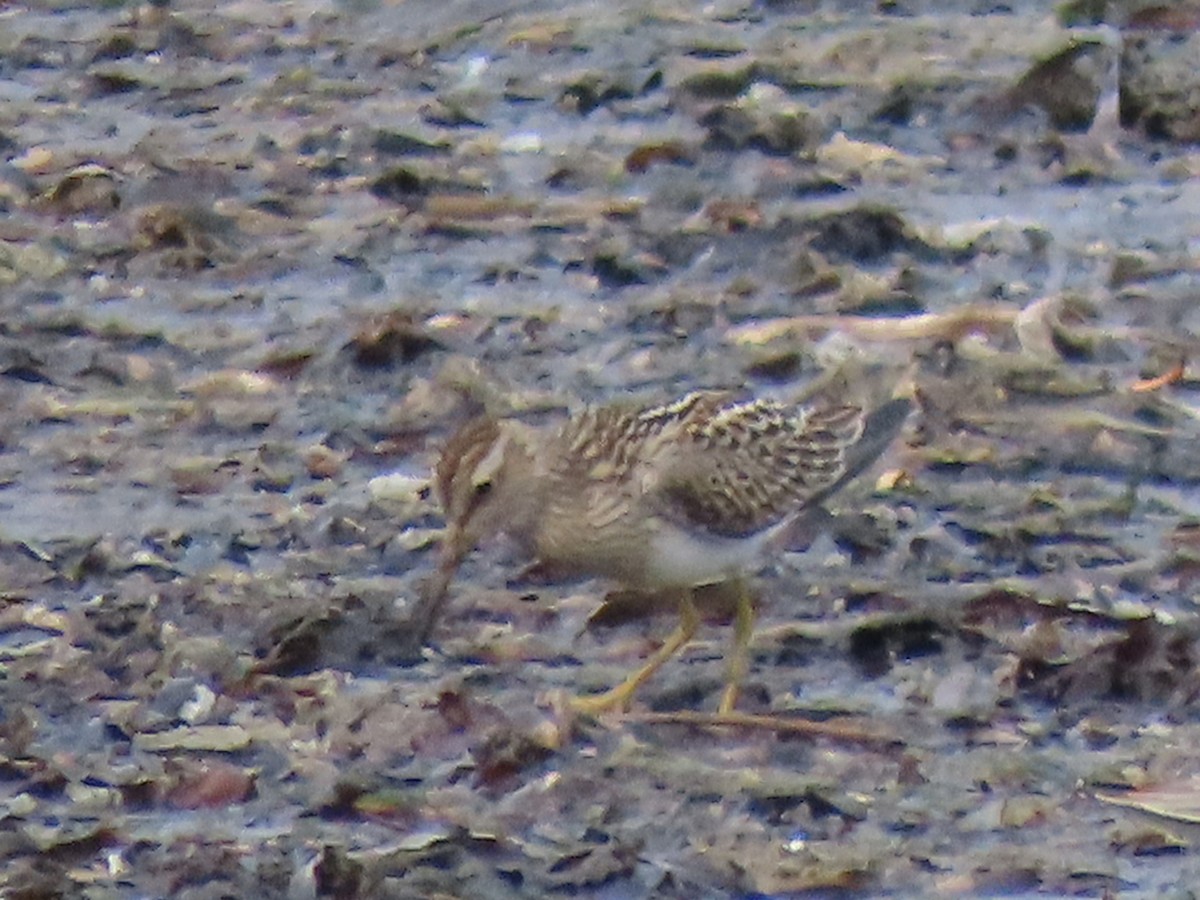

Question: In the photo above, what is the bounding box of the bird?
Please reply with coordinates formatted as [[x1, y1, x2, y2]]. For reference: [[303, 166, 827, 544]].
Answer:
[[426, 389, 910, 715]]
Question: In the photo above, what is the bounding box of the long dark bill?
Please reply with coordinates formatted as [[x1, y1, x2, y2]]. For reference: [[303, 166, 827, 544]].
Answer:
[[400, 526, 469, 654]]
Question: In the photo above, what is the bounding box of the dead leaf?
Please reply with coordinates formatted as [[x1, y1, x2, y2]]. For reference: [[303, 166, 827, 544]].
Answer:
[[133, 725, 252, 752], [167, 760, 256, 809], [1098, 776, 1200, 824], [1130, 358, 1186, 393]]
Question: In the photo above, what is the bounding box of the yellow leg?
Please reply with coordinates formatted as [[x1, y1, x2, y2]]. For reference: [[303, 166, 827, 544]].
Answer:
[[718, 579, 756, 714], [571, 590, 699, 715]]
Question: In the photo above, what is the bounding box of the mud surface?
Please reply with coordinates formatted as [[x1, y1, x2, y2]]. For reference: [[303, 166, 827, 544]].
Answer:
[[6, 0, 1200, 896]]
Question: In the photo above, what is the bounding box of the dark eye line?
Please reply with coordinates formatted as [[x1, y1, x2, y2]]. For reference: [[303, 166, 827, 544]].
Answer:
[[464, 480, 493, 516]]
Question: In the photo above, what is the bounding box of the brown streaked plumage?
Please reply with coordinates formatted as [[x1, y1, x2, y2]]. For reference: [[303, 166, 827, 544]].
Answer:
[[426, 390, 909, 715]]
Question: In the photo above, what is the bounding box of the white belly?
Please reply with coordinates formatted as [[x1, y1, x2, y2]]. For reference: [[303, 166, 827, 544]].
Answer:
[[644, 522, 779, 588]]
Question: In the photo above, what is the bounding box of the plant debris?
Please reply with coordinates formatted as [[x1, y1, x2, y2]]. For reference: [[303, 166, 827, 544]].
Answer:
[[5, 0, 1200, 895]]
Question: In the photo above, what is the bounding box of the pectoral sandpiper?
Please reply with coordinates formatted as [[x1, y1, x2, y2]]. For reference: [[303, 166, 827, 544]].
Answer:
[[426, 389, 910, 715]]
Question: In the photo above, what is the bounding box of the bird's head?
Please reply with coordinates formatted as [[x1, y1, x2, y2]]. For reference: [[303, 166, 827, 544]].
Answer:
[[433, 416, 535, 576]]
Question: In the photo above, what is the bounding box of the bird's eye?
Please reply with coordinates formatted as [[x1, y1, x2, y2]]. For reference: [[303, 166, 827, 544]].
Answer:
[[473, 481, 493, 498]]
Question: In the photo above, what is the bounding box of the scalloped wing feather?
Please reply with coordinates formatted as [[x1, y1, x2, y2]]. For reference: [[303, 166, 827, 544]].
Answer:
[[653, 401, 866, 538]]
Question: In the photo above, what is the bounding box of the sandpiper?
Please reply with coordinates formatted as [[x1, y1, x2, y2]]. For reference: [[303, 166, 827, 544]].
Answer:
[[428, 389, 909, 714]]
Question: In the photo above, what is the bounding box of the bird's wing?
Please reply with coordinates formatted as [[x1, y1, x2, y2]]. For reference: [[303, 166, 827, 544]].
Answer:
[[649, 400, 869, 538], [550, 390, 737, 529]]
